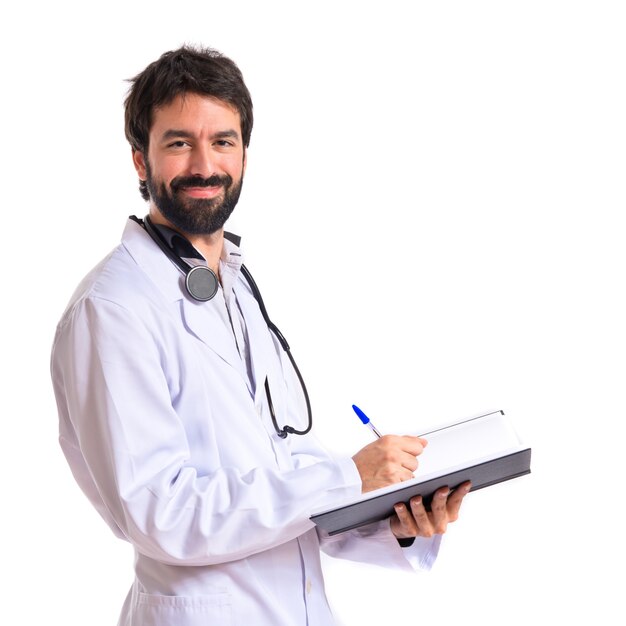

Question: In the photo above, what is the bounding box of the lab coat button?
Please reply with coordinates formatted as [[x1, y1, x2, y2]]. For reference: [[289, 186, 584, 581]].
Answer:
[[306, 580, 312, 594]]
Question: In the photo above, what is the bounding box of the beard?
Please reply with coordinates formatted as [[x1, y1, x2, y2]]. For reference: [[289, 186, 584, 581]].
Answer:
[[145, 160, 243, 236]]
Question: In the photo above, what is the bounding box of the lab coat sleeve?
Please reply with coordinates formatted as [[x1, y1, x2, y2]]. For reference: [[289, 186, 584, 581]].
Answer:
[[319, 520, 442, 573], [52, 295, 362, 568], [285, 425, 442, 573]]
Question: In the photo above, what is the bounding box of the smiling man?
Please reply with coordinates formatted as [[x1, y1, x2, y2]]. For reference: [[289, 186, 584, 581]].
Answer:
[[51, 45, 469, 626], [135, 94, 245, 245]]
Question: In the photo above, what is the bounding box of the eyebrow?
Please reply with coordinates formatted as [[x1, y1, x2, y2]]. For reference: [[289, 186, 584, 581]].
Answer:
[[160, 129, 241, 142]]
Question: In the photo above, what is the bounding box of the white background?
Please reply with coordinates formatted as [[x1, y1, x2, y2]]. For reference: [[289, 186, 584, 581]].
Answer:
[[1, 1, 624, 624]]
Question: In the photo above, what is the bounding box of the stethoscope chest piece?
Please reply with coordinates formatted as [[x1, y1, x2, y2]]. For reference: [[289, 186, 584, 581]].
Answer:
[[186, 265, 219, 301]]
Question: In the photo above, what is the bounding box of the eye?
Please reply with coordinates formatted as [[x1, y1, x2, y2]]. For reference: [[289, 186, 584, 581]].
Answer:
[[167, 140, 189, 148]]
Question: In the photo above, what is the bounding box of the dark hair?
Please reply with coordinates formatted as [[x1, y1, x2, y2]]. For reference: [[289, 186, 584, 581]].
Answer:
[[124, 45, 253, 200]]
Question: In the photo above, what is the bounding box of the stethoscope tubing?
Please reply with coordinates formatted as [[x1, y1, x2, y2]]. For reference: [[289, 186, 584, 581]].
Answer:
[[137, 214, 313, 437]]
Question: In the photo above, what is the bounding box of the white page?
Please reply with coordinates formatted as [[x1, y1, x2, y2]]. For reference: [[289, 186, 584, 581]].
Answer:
[[312, 411, 529, 513], [416, 411, 523, 477]]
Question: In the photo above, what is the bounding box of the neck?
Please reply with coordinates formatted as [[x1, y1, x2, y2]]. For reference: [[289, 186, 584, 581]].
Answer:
[[148, 208, 224, 275], [187, 231, 224, 275]]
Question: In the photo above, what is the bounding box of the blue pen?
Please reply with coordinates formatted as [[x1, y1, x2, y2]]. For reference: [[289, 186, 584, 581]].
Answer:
[[352, 404, 383, 438]]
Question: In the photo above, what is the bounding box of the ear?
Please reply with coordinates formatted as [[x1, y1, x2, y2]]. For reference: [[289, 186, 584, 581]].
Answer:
[[132, 149, 147, 180]]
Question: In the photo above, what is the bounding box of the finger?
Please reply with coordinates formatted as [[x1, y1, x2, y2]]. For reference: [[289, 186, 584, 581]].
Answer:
[[446, 481, 472, 521], [396, 435, 428, 457], [400, 468, 416, 481], [376, 436, 425, 474], [400, 451, 419, 473], [382, 467, 415, 486], [428, 487, 450, 534], [392, 503, 418, 538], [398, 436, 428, 471], [409, 495, 435, 537]]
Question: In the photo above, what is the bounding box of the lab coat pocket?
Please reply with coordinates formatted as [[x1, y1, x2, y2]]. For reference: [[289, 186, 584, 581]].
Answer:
[[135, 591, 232, 626]]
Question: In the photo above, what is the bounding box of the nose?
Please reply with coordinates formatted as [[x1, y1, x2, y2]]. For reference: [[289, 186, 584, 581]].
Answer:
[[188, 144, 217, 179]]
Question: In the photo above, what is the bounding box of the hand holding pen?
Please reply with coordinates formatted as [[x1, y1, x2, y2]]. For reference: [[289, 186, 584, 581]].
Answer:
[[350, 404, 471, 539], [350, 404, 428, 493]]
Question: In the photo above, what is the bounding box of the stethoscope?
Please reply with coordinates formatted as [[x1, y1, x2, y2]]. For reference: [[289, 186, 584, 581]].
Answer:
[[131, 214, 312, 438]]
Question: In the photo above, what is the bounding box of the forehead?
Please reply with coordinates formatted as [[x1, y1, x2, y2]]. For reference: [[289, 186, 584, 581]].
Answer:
[[150, 93, 242, 137]]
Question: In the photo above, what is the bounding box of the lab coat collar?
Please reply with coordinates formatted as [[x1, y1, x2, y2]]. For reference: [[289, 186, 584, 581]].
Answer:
[[121, 217, 246, 378], [122, 217, 183, 303]]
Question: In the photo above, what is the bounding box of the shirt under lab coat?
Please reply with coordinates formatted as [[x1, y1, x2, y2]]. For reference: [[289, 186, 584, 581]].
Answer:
[[51, 218, 441, 626]]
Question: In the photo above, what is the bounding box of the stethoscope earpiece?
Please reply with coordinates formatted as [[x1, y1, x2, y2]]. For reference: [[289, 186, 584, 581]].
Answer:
[[186, 265, 219, 301]]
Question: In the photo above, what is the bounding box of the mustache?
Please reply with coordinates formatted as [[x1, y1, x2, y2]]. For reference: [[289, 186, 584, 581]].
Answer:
[[171, 174, 233, 191]]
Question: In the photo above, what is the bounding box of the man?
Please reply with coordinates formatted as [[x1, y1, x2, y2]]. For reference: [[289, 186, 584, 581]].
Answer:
[[51, 46, 470, 625]]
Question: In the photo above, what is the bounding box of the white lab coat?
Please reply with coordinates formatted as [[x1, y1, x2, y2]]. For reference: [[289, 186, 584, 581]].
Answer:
[[51, 218, 441, 626]]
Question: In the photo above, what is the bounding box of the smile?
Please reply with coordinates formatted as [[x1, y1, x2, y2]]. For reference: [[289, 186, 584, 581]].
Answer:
[[179, 186, 223, 199]]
